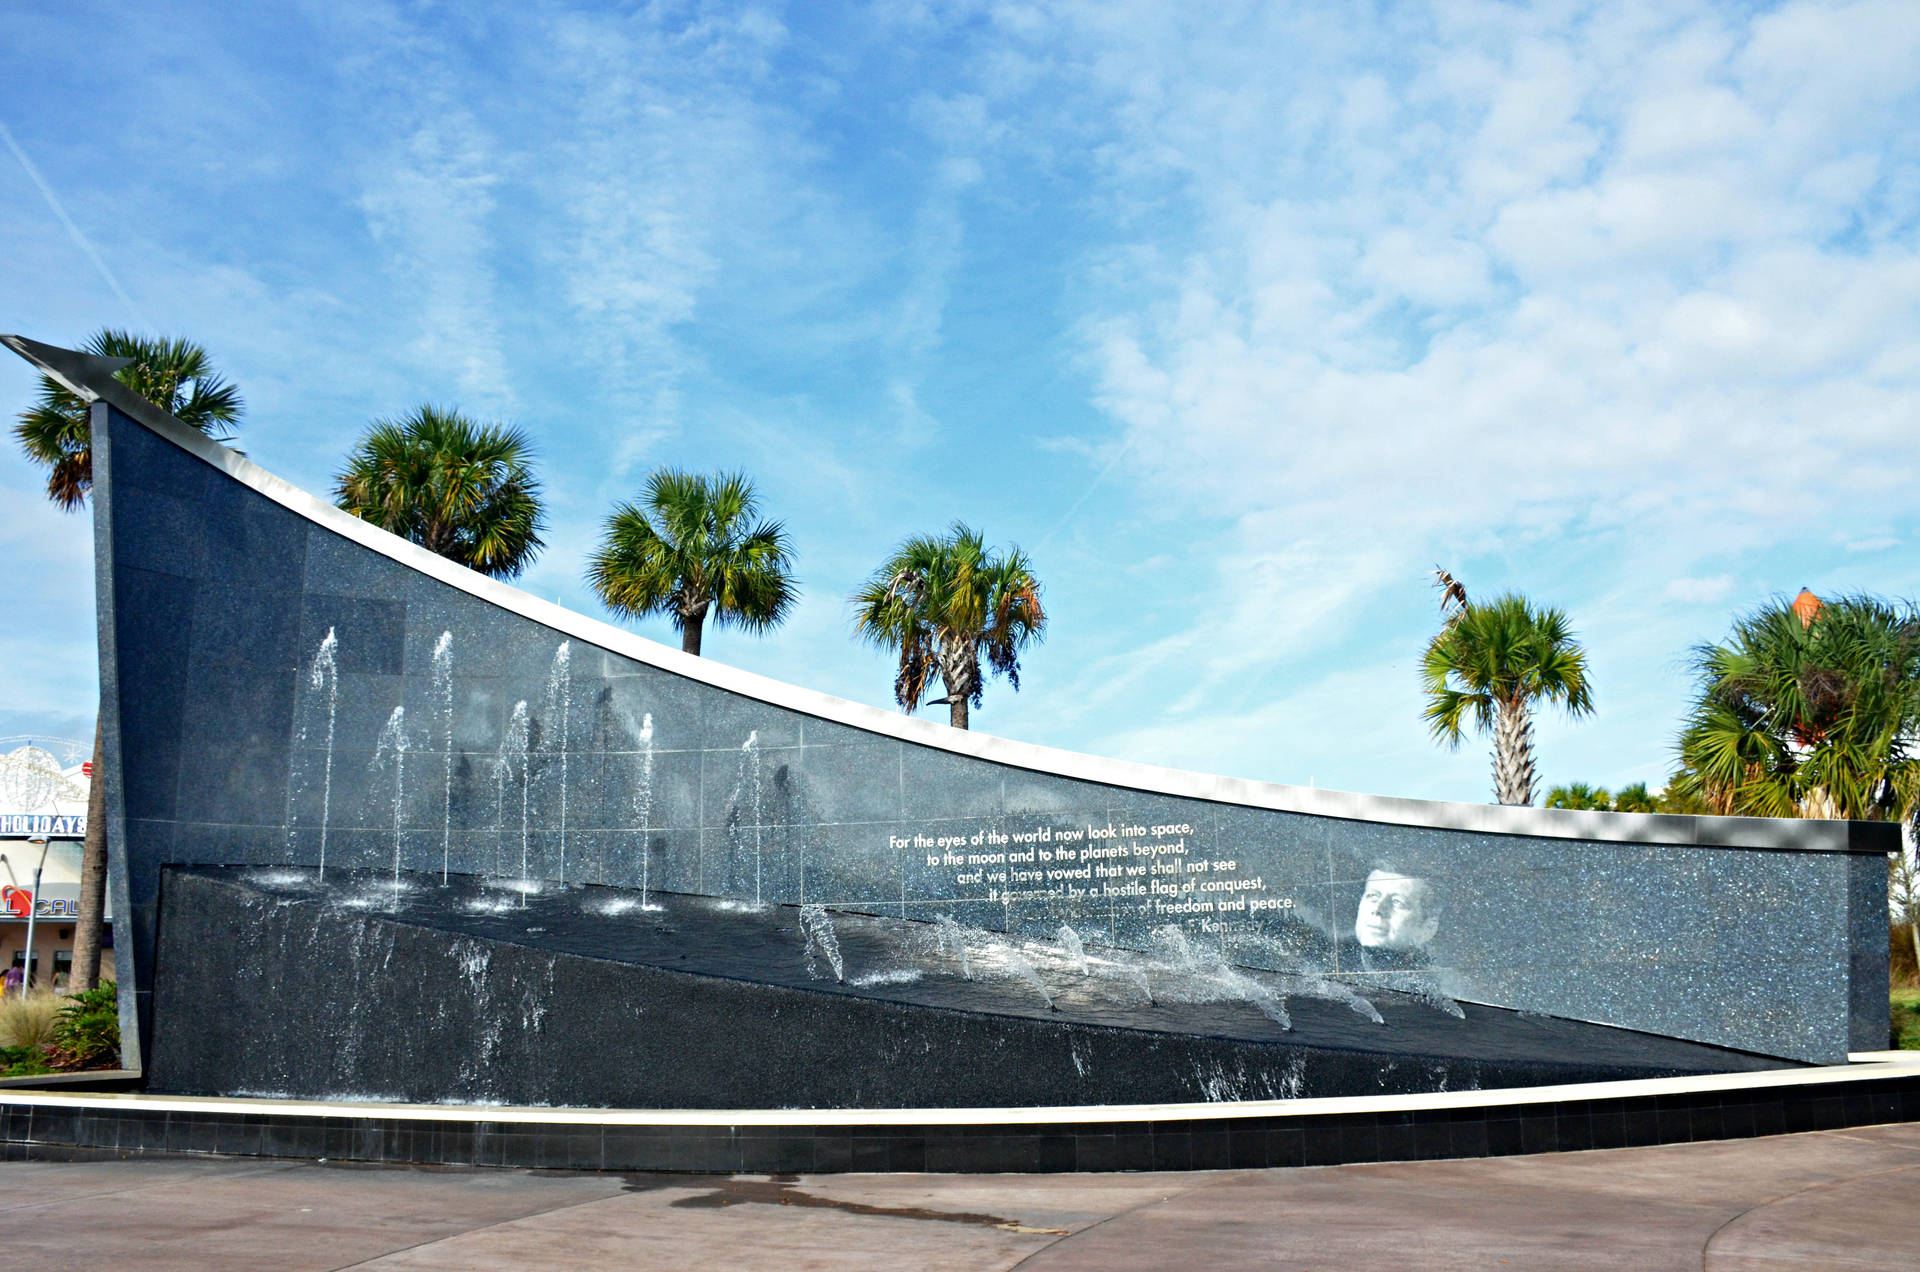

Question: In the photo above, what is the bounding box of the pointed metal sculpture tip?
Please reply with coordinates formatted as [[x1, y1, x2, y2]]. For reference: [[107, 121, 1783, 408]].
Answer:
[[0, 334, 133, 402]]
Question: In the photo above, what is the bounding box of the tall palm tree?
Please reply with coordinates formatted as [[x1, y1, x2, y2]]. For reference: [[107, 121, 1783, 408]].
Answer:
[[851, 523, 1046, 730], [333, 405, 545, 579], [1422, 584, 1594, 806], [14, 330, 243, 509], [1672, 594, 1920, 820], [12, 330, 245, 992], [587, 469, 796, 656]]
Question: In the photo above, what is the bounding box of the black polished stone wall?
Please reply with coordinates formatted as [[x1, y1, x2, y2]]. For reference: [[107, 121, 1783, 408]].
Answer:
[[92, 401, 1892, 1071], [145, 870, 1786, 1108]]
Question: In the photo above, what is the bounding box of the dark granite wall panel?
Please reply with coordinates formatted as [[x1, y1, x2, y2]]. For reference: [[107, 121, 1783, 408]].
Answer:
[[1850, 852, 1893, 1051], [146, 871, 1783, 1109], [94, 404, 1889, 1068]]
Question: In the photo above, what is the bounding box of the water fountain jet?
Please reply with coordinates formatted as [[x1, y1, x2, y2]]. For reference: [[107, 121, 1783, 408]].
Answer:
[[310, 630, 338, 880], [432, 631, 454, 883], [545, 643, 571, 882], [635, 712, 655, 907], [800, 904, 844, 982], [504, 701, 531, 904], [1056, 924, 1089, 976], [371, 706, 409, 901]]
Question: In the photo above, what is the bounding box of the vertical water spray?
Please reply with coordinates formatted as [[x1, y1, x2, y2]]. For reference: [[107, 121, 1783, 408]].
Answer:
[[373, 706, 409, 895], [433, 631, 454, 884], [503, 701, 532, 894], [636, 712, 655, 907], [546, 643, 571, 882], [284, 697, 307, 862], [726, 732, 762, 904], [312, 629, 338, 880], [749, 733, 763, 905], [491, 734, 509, 879], [285, 629, 329, 864]]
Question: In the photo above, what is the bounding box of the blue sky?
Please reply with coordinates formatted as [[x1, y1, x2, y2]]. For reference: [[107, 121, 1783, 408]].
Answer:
[[2, 0, 1917, 801]]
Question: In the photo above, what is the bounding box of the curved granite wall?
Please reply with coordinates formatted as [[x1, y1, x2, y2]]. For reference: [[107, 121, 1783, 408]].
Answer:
[[6, 337, 1888, 1072]]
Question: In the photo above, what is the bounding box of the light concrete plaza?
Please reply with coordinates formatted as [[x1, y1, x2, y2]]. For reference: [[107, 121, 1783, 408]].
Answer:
[[3, 1123, 1918, 1270]]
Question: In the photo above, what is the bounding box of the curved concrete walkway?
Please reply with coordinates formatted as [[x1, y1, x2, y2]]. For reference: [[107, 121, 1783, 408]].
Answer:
[[2, 1124, 1918, 1269]]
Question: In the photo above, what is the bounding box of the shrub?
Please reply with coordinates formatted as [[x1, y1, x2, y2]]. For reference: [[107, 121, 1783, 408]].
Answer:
[[1894, 988, 1920, 1050], [0, 990, 60, 1050], [50, 982, 119, 1069], [0, 1043, 53, 1077]]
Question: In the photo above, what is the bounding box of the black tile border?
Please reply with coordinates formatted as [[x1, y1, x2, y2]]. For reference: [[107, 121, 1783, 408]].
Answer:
[[5, 1074, 1920, 1174]]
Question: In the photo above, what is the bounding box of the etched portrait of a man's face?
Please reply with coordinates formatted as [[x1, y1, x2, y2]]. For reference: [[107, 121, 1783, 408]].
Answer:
[[1354, 869, 1439, 951]]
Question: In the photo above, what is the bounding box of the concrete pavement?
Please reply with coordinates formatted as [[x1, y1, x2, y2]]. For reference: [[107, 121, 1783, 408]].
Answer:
[[3, 1124, 1918, 1269]]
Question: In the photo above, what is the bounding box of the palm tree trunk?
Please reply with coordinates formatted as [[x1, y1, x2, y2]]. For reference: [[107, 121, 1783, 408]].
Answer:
[[1492, 696, 1537, 806], [71, 714, 107, 991], [681, 614, 704, 657], [937, 645, 975, 730]]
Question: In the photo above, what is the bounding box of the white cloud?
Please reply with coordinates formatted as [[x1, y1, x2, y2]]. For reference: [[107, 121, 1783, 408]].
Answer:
[[975, 0, 1920, 789], [1049, 0, 1920, 549], [357, 107, 512, 407], [1663, 575, 1735, 604]]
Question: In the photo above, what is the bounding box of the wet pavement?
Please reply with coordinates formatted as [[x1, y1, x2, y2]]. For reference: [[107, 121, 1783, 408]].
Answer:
[[2, 1123, 1918, 1269]]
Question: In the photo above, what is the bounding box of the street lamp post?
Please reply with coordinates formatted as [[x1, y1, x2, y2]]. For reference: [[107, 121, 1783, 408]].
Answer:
[[21, 832, 50, 994]]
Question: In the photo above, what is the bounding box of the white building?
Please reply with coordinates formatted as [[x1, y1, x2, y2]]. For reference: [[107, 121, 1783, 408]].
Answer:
[[0, 739, 108, 986]]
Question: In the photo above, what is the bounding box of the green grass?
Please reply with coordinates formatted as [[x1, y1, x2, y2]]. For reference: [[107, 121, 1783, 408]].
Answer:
[[0, 991, 59, 1050], [1893, 988, 1920, 1050]]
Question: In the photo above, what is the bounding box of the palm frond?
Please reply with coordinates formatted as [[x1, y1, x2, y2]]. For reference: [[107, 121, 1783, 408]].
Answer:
[[850, 525, 1045, 719], [334, 405, 545, 578], [13, 329, 244, 509], [1432, 565, 1468, 626], [590, 470, 796, 646], [1675, 592, 1920, 821]]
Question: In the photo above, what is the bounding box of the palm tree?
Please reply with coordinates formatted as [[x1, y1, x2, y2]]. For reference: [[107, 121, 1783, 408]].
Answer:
[[1544, 782, 1612, 811], [1649, 779, 1713, 815], [333, 406, 545, 579], [1422, 580, 1595, 806], [1612, 781, 1657, 814], [587, 469, 796, 656], [12, 330, 245, 992], [1672, 593, 1920, 820], [14, 330, 242, 509], [1542, 780, 1659, 812], [851, 523, 1046, 730]]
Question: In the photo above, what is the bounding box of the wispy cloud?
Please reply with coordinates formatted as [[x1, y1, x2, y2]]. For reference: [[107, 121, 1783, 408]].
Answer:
[[356, 105, 511, 407], [0, 120, 149, 328], [970, 0, 1920, 784], [1663, 575, 1736, 604]]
